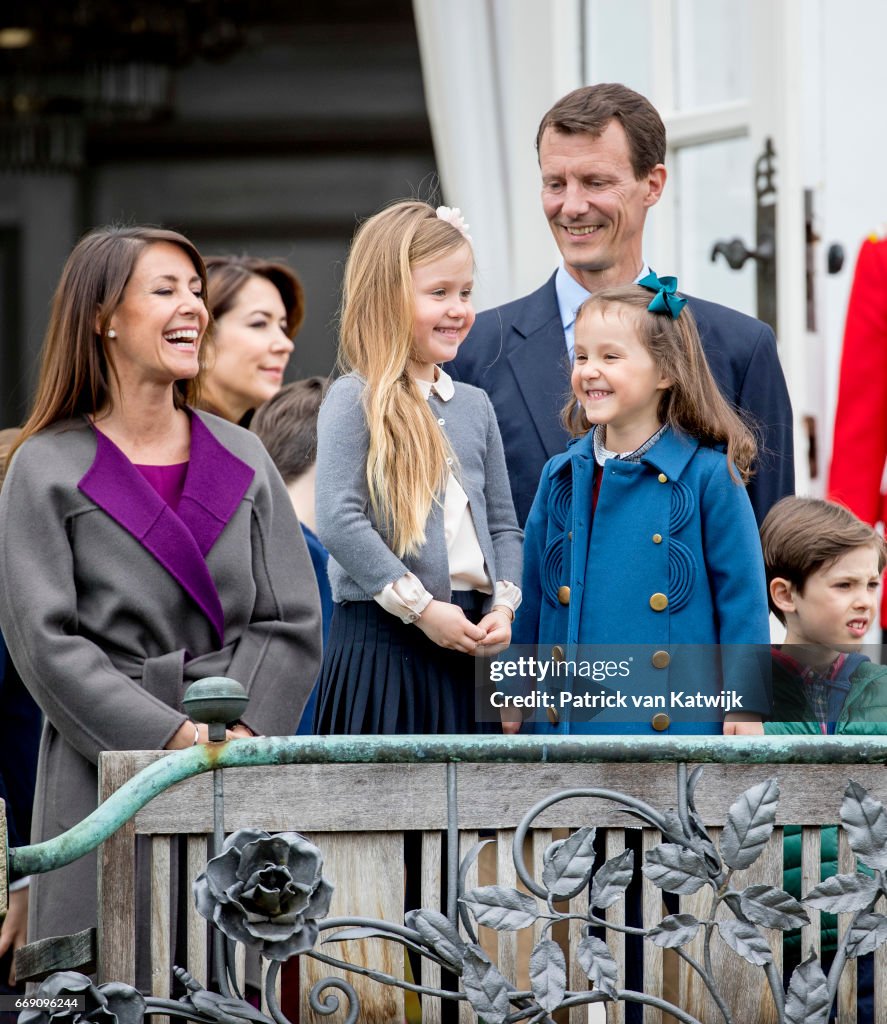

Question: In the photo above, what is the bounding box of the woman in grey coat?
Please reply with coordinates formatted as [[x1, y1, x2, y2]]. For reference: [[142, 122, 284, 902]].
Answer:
[[0, 226, 322, 948]]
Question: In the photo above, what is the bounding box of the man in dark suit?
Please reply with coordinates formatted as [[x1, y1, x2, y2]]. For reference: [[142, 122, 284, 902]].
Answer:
[[450, 83, 794, 526]]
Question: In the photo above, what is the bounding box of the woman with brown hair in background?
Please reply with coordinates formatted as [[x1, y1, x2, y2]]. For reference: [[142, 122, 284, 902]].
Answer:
[[199, 255, 305, 425]]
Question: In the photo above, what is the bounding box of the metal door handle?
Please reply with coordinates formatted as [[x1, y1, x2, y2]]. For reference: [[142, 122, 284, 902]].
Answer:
[[710, 236, 774, 270]]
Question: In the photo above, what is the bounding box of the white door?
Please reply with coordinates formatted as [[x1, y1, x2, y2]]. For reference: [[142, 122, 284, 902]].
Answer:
[[584, 0, 810, 489]]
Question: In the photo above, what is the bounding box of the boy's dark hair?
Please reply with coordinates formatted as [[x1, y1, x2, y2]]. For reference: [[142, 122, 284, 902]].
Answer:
[[760, 496, 887, 623], [250, 377, 329, 485], [535, 83, 666, 180]]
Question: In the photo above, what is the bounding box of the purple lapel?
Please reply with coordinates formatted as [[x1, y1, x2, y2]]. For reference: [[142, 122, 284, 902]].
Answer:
[[177, 413, 255, 556], [77, 416, 253, 645]]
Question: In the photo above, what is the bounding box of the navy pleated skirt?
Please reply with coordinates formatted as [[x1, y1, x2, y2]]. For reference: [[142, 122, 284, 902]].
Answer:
[[313, 592, 487, 735]]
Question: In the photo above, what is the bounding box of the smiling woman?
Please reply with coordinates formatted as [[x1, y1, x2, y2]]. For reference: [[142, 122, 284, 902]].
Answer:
[[199, 255, 305, 425], [0, 225, 322, 954]]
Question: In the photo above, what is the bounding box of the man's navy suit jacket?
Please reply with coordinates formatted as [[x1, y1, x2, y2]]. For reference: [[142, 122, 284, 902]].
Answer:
[[449, 272, 794, 527]]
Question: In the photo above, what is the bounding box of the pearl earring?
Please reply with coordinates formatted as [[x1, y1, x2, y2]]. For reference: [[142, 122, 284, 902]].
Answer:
[[107, 329, 117, 339]]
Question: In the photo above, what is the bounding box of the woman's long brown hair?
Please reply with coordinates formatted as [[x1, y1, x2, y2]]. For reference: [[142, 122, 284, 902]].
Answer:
[[7, 225, 209, 468]]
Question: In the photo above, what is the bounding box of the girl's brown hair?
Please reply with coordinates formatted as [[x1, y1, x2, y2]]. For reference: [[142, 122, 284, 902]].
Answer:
[[563, 285, 758, 482], [8, 225, 209, 466], [338, 200, 472, 558]]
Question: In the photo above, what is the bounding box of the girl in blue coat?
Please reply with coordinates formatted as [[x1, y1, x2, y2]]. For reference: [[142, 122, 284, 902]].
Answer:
[[512, 276, 771, 735]]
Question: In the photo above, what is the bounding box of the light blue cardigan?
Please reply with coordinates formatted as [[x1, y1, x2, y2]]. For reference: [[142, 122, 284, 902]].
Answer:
[[315, 373, 523, 609]]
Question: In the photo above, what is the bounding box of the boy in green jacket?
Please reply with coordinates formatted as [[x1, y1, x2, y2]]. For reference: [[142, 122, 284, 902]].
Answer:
[[760, 496, 887, 1015]]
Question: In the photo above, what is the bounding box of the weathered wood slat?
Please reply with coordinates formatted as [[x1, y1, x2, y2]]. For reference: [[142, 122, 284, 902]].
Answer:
[[186, 835, 208, 988], [875, 894, 886, 1022], [531, 830, 553, 952], [14, 928, 96, 983], [458, 830, 480, 1024], [756, 830, 783, 1023], [496, 829, 519, 987], [235, 943, 246, 1002], [678, 827, 713, 1023], [420, 831, 442, 1024], [605, 829, 626, 1024], [836, 829, 857, 1024], [98, 755, 137, 985], [150, 835, 172, 1024], [800, 826, 822, 962], [641, 828, 664, 1024], [681, 827, 781, 1024], [258, 957, 281, 1017], [567, 839, 590, 1024], [123, 759, 887, 832], [512, 831, 536, 999], [300, 832, 403, 1024]]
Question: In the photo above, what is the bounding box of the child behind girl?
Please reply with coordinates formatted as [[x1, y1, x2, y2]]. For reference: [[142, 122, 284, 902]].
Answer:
[[314, 200, 523, 734], [513, 276, 771, 735], [761, 496, 887, 1020]]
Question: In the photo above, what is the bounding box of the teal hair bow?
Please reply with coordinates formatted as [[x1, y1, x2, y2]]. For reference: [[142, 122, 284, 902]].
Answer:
[[637, 271, 687, 319]]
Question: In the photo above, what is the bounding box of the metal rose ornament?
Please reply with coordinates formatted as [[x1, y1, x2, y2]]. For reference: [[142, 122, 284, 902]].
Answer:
[[18, 972, 145, 1024], [194, 827, 334, 960]]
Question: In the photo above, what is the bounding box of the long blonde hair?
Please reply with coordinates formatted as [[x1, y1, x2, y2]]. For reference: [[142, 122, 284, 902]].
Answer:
[[338, 200, 471, 557], [563, 286, 758, 481]]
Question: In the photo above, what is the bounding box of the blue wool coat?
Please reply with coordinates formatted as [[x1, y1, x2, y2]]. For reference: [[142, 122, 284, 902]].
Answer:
[[513, 427, 771, 733], [450, 273, 794, 527]]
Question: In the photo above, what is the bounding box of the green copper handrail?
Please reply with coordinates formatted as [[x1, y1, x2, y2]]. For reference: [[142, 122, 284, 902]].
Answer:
[[9, 733, 887, 879]]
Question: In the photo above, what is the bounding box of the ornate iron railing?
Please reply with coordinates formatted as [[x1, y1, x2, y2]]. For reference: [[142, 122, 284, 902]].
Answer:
[[7, 692, 887, 1024]]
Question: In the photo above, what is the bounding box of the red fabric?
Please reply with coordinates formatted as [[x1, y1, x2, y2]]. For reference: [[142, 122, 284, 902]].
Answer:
[[592, 459, 603, 512], [828, 237, 887, 625]]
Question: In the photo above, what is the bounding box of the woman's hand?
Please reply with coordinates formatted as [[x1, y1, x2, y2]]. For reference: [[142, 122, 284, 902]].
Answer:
[[473, 608, 512, 657], [0, 886, 28, 984], [164, 720, 257, 749], [415, 600, 487, 652], [723, 713, 764, 736]]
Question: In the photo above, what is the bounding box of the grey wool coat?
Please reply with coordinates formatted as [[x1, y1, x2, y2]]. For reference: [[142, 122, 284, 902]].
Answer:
[[316, 372, 523, 606], [0, 411, 322, 944]]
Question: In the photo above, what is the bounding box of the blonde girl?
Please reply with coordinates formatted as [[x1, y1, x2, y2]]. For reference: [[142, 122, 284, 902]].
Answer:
[[314, 201, 523, 734], [513, 276, 770, 736]]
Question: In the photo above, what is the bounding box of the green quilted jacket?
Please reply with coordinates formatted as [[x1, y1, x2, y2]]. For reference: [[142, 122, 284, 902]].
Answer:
[[764, 656, 887, 961]]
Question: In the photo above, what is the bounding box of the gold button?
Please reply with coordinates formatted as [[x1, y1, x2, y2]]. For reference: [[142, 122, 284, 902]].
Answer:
[[552, 645, 565, 663], [557, 585, 570, 605], [651, 712, 670, 731], [650, 593, 668, 612], [547, 705, 560, 724], [567, 531, 572, 541], [658, 473, 668, 484], [652, 533, 662, 544], [652, 650, 670, 669]]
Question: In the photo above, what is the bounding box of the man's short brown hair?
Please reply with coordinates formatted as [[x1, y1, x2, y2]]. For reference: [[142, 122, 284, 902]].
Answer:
[[250, 377, 329, 485], [760, 497, 887, 623], [535, 83, 666, 180]]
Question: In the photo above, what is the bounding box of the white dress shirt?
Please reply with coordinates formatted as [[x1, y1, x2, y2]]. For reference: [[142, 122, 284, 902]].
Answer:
[[375, 369, 521, 623]]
